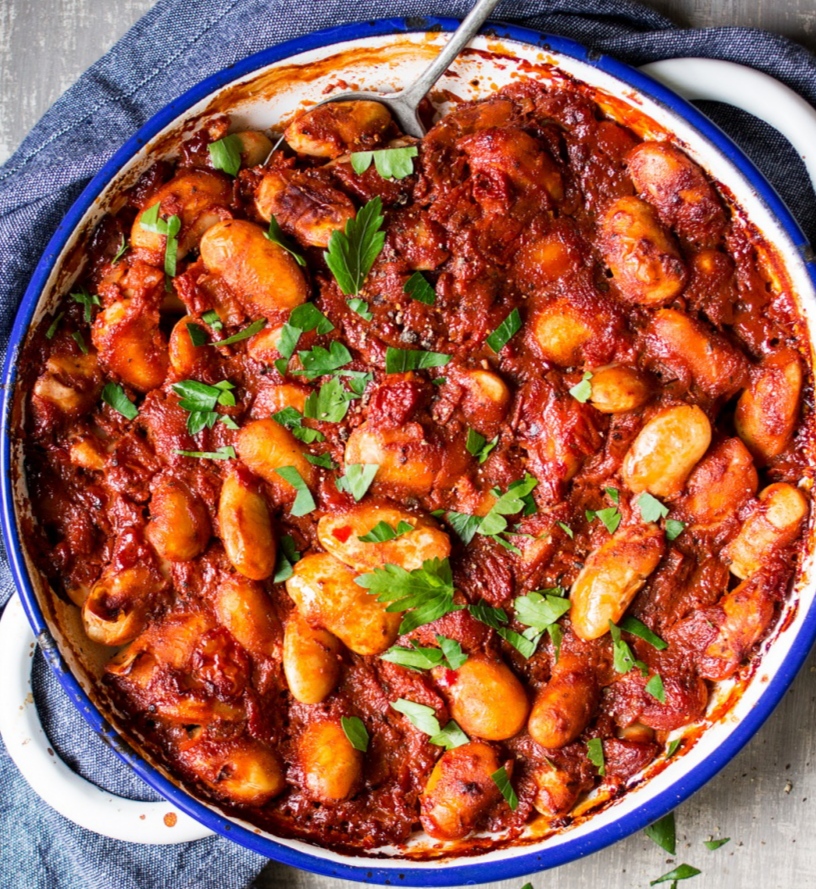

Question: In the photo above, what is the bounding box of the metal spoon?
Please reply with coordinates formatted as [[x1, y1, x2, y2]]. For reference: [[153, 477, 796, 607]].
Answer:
[[266, 0, 502, 160]]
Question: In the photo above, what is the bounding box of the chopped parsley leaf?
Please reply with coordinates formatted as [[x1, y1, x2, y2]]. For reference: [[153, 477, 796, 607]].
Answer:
[[295, 341, 353, 379], [350, 146, 418, 180], [403, 271, 436, 305], [173, 445, 235, 461], [358, 520, 414, 543], [347, 297, 373, 320], [637, 491, 669, 523], [335, 463, 379, 501], [356, 557, 460, 635], [491, 766, 519, 810], [385, 347, 451, 373], [649, 864, 701, 886], [172, 379, 236, 435], [265, 216, 306, 266], [618, 615, 668, 650], [587, 738, 605, 775], [45, 312, 63, 340], [71, 330, 88, 354], [486, 308, 522, 353], [609, 621, 649, 676], [569, 371, 593, 403], [644, 811, 676, 855], [70, 287, 100, 323], [271, 406, 325, 444], [466, 428, 498, 464], [186, 323, 209, 347], [340, 716, 369, 752], [646, 673, 666, 702], [208, 134, 242, 176], [275, 465, 317, 516], [324, 196, 385, 295], [101, 382, 138, 420], [214, 318, 267, 347], [273, 534, 301, 582]]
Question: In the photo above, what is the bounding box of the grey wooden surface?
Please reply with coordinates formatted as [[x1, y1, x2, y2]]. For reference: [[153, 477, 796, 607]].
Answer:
[[3, 2, 816, 888]]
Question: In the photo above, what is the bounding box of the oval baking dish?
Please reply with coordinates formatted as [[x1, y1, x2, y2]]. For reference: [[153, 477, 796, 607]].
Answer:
[[3, 16, 816, 886]]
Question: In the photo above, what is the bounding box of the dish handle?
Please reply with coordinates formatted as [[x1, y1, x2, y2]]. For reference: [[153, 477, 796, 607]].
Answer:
[[640, 58, 816, 190], [0, 594, 213, 844]]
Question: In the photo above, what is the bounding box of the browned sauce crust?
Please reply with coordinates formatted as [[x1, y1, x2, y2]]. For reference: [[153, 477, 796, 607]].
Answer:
[[17, 79, 814, 854]]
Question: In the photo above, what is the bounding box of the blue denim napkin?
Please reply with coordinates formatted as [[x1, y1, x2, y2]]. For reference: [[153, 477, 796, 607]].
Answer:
[[2, 1, 816, 887]]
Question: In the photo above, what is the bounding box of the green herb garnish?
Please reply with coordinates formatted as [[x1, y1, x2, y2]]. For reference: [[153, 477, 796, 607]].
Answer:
[[468, 601, 508, 630], [358, 520, 414, 543], [587, 738, 605, 775], [486, 308, 522, 353], [466, 428, 498, 464], [491, 766, 519, 811], [274, 304, 335, 375], [295, 341, 353, 379], [186, 323, 208, 347], [391, 698, 441, 735], [275, 466, 316, 516], [140, 203, 182, 277], [350, 146, 418, 180], [271, 406, 325, 444], [71, 330, 88, 354], [403, 271, 436, 305], [70, 287, 100, 323], [357, 557, 460, 635], [305, 452, 337, 469], [644, 811, 676, 855], [381, 635, 466, 672], [385, 347, 451, 373], [265, 216, 306, 266], [609, 621, 648, 676], [208, 134, 242, 176], [173, 445, 236, 461], [112, 234, 129, 265], [335, 463, 379, 501], [586, 506, 621, 534], [347, 297, 373, 320], [101, 382, 138, 420], [646, 673, 666, 702], [429, 720, 469, 750], [618, 616, 668, 650], [214, 318, 267, 347], [303, 376, 356, 423], [324, 196, 385, 295], [340, 715, 370, 752], [273, 534, 301, 582], [569, 371, 593, 403], [637, 491, 670, 523], [202, 309, 223, 331], [650, 864, 701, 886], [172, 379, 236, 435], [477, 474, 538, 539], [45, 312, 63, 340]]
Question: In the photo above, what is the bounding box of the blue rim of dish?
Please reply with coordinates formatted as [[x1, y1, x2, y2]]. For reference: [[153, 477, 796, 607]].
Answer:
[[3, 15, 816, 886]]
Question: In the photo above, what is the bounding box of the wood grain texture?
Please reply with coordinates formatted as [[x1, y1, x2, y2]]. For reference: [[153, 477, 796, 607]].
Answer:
[[3, 1, 816, 888], [648, 0, 816, 49]]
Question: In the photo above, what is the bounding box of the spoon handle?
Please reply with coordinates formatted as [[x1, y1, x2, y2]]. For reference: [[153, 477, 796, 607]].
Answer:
[[400, 0, 503, 103]]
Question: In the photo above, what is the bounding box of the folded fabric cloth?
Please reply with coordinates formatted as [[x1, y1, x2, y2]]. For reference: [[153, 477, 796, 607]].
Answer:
[[1, 1, 815, 887]]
